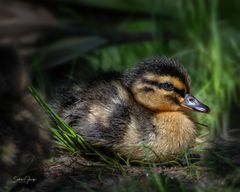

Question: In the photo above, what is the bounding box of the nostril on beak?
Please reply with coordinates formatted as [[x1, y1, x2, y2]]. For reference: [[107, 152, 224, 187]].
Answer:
[[189, 98, 194, 102]]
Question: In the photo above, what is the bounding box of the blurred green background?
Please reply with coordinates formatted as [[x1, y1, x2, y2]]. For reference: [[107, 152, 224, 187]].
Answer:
[[2, 0, 239, 137]]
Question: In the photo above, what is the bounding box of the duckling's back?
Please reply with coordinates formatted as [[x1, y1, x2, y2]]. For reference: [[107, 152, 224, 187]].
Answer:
[[54, 78, 156, 153]]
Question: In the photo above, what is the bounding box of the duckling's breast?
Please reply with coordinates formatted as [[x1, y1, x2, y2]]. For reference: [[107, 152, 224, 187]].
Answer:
[[115, 111, 196, 162], [150, 112, 196, 160]]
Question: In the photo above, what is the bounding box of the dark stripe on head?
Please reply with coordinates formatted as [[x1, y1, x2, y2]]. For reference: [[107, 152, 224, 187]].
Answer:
[[142, 79, 159, 87], [123, 56, 190, 92], [173, 87, 186, 97], [142, 87, 154, 93], [142, 78, 186, 97]]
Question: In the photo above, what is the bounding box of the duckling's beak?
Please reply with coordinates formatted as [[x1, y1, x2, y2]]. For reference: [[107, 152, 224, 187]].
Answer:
[[180, 94, 210, 113]]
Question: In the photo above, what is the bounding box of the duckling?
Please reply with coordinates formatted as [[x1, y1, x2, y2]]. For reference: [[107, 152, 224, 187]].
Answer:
[[0, 47, 50, 188], [54, 56, 210, 162]]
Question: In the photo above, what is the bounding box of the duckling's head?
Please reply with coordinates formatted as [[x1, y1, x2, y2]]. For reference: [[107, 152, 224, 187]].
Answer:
[[123, 56, 210, 113]]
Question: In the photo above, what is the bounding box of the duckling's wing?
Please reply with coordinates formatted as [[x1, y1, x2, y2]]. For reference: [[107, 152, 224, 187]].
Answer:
[[56, 81, 133, 148], [80, 103, 131, 147]]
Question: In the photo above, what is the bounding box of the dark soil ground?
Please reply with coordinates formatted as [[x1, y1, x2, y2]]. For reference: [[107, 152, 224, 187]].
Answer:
[[10, 142, 240, 192], [11, 152, 198, 192]]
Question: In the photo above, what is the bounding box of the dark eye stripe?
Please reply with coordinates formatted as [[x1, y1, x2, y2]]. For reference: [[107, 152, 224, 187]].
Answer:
[[142, 78, 186, 97], [142, 87, 154, 92], [142, 79, 159, 87], [173, 88, 186, 97]]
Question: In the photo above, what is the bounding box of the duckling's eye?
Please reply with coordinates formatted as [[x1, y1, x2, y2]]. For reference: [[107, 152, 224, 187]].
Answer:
[[162, 82, 174, 91]]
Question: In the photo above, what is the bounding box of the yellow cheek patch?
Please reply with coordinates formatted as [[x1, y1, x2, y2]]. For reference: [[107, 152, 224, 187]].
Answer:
[[178, 97, 185, 103], [143, 73, 187, 92]]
